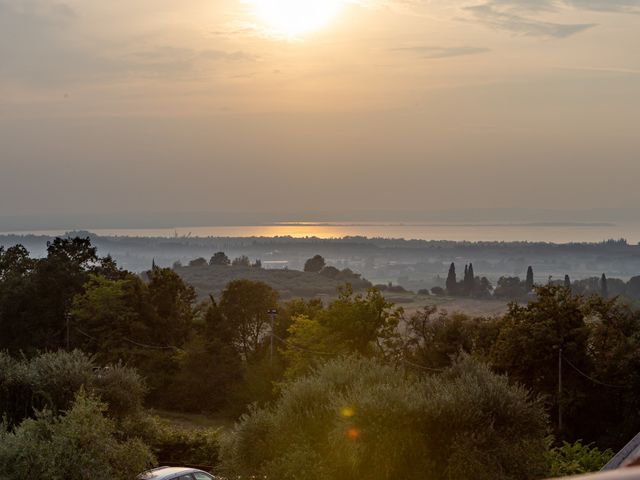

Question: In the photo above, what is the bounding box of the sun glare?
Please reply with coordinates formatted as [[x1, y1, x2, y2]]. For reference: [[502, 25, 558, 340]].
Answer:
[[245, 0, 346, 37]]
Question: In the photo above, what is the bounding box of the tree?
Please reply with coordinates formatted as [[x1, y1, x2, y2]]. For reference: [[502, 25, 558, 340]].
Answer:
[[445, 262, 457, 295], [404, 306, 490, 369], [490, 286, 591, 438], [252, 259, 262, 268], [526, 266, 535, 291], [71, 274, 148, 359], [188, 257, 207, 267], [209, 252, 230, 266], [161, 297, 244, 413], [564, 275, 571, 289], [600, 274, 609, 299], [220, 355, 549, 480], [494, 276, 527, 299], [0, 237, 124, 353], [464, 263, 475, 295], [168, 335, 242, 413], [0, 392, 154, 480], [304, 255, 326, 273], [577, 296, 640, 446], [282, 286, 401, 378], [71, 268, 196, 399], [146, 267, 196, 347], [219, 280, 279, 360], [232, 255, 251, 267], [0, 245, 34, 279], [628, 276, 640, 298]]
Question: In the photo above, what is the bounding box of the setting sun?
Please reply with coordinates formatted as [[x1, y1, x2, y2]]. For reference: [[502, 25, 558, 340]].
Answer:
[[244, 0, 346, 37]]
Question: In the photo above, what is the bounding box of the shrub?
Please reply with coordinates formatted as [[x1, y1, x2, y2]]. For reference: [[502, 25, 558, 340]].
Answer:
[[26, 349, 95, 416], [0, 391, 154, 480], [430, 286, 445, 296], [91, 362, 147, 419], [0, 350, 146, 427], [220, 355, 549, 480], [546, 440, 614, 477], [151, 423, 220, 469]]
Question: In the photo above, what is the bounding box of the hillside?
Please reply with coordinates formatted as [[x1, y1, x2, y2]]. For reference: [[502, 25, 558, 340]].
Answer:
[[174, 264, 372, 299]]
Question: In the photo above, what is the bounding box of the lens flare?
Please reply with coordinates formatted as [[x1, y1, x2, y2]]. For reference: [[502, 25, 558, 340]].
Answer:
[[347, 427, 361, 441], [341, 406, 356, 418]]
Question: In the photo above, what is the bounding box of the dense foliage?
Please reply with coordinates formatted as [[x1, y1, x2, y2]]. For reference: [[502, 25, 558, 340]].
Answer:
[[0, 392, 154, 480], [2, 237, 640, 479], [0, 350, 145, 428], [546, 440, 614, 477], [220, 356, 549, 480]]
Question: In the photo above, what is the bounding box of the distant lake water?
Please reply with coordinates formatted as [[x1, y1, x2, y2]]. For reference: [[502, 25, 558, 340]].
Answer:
[[5, 222, 640, 244]]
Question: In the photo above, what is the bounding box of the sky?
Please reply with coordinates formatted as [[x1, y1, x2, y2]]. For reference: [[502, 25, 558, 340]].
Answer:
[[1, 0, 639, 223]]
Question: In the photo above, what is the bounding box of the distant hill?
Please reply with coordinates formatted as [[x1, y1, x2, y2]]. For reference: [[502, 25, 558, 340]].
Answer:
[[174, 265, 372, 299]]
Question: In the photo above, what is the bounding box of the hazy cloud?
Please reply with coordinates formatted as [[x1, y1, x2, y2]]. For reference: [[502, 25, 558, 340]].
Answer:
[[393, 46, 491, 58], [466, 1, 596, 37], [126, 47, 258, 78], [0, 1, 256, 86], [568, 0, 640, 13], [0, 0, 106, 85]]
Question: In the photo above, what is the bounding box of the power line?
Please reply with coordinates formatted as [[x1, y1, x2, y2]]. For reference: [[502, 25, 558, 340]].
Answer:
[[122, 337, 178, 351], [74, 326, 97, 340], [562, 354, 626, 389], [74, 326, 178, 351], [273, 333, 445, 373]]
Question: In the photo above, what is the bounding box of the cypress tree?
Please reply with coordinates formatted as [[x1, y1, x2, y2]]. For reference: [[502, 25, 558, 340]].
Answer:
[[525, 266, 534, 291], [446, 263, 457, 295], [564, 275, 571, 289], [601, 273, 609, 298], [467, 263, 475, 295]]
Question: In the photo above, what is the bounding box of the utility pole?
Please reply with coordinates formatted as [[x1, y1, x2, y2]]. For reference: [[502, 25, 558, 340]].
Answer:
[[558, 346, 563, 432], [65, 312, 70, 350], [267, 309, 277, 365]]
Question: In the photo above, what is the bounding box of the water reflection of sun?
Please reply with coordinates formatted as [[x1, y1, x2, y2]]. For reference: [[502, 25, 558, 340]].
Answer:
[[243, 0, 346, 37]]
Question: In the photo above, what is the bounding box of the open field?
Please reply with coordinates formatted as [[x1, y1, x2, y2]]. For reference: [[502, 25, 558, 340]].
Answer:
[[384, 293, 511, 317]]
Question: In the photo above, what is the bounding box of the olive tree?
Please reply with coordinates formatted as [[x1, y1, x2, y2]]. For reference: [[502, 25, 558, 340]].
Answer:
[[220, 355, 549, 480]]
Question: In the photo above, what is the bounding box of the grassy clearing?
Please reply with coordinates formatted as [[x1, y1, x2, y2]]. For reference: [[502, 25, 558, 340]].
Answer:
[[153, 409, 234, 432]]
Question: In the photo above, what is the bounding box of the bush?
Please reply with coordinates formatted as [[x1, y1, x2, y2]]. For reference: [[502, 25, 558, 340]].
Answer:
[[26, 349, 95, 415], [0, 350, 146, 427], [220, 355, 549, 480], [430, 286, 445, 296], [91, 362, 147, 419], [546, 440, 614, 477], [151, 423, 221, 468], [0, 352, 31, 428], [0, 391, 154, 480]]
